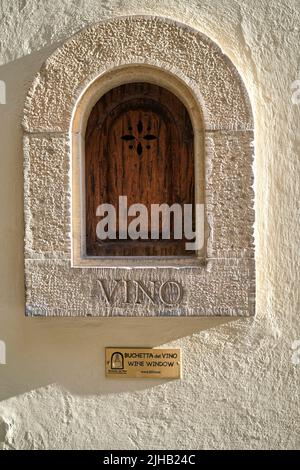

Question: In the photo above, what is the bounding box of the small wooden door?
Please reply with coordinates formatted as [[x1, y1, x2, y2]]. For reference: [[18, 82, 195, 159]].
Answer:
[[85, 83, 195, 256]]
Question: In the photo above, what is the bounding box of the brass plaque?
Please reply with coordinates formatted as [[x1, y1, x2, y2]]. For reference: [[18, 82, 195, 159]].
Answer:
[[105, 348, 181, 379]]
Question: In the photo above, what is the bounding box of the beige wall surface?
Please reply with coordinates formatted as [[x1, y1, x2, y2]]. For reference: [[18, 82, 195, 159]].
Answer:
[[0, 0, 299, 450]]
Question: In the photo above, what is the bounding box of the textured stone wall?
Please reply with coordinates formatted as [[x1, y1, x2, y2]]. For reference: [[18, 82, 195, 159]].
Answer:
[[0, 0, 299, 450], [22, 16, 255, 317]]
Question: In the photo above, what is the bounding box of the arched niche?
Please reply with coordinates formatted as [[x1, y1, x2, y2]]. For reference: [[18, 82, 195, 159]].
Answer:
[[72, 65, 205, 265]]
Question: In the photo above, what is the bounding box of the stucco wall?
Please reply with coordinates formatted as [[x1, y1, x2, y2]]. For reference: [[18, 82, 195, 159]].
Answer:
[[0, 0, 299, 450]]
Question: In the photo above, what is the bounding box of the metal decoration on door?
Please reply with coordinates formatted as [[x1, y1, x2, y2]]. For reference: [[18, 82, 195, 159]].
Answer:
[[121, 120, 157, 157]]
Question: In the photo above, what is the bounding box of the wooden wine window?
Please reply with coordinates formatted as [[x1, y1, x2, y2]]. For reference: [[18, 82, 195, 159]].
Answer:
[[85, 82, 195, 257]]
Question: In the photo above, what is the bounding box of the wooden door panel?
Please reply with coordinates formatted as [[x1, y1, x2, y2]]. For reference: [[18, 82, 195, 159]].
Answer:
[[85, 83, 195, 257]]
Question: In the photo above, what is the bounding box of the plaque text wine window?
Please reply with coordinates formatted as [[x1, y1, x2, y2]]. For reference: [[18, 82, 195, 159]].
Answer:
[[23, 16, 255, 317], [85, 82, 195, 257]]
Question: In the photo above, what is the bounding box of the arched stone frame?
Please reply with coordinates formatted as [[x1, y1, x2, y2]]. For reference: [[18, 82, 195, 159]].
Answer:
[[23, 16, 255, 317], [71, 64, 205, 267]]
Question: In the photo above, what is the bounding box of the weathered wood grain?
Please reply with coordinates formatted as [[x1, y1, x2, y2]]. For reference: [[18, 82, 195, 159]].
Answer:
[[85, 83, 195, 256]]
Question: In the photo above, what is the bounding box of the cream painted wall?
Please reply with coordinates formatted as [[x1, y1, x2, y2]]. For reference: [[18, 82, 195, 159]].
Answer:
[[0, 0, 299, 450]]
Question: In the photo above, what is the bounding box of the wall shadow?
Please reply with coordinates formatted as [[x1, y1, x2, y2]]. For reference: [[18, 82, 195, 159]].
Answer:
[[0, 45, 252, 401]]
